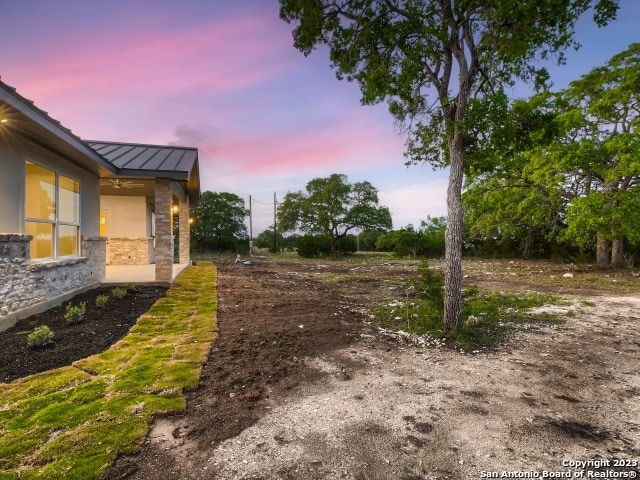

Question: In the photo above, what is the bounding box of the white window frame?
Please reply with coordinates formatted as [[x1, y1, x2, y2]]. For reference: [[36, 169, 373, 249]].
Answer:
[[25, 160, 81, 259]]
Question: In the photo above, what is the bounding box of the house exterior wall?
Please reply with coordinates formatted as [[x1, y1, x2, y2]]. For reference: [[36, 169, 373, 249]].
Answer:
[[99, 195, 149, 237], [0, 135, 105, 332], [0, 135, 100, 235], [100, 195, 155, 265], [0, 235, 106, 332]]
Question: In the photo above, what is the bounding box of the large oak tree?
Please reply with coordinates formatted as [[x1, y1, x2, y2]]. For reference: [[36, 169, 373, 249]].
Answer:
[[280, 0, 618, 332], [278, 173, 392, 254], [464, 44, 640, 266]]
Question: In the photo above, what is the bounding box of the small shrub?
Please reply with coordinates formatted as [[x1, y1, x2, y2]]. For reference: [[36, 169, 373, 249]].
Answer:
[[126, 283, 137, 293], [27, 326, 54, 348], [64, 302, 86, 325], [95, 294, 109, 308], [112, 287, 128, 299]]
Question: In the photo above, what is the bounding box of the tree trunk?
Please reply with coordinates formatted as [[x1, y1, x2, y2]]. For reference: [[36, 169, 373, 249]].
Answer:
[[443, 133, 464, 333], [330, 235, 337, 255], [596, 231, 611, 267], [611, 236, 624, 267]]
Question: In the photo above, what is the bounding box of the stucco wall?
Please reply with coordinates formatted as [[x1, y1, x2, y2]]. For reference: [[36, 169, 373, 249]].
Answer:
[[0, 134, 100, 236], [0, 234, 106, 332], [100, 195, 150, 237], [0, 133, 105, 331]]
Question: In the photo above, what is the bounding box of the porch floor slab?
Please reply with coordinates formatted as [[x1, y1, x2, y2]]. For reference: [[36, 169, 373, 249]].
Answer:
[[104, 263, 189, 285]]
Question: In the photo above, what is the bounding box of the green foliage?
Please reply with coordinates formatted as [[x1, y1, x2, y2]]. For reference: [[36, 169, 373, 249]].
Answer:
[[278, 173, 392, 254], [465, 44, 640, 263], [95, 294, 109, 309], [280, 0, 619, 329], [296, 234, 357, 257], [27, 326, 55, 348], [64, 302, 86, 325], [112, 287, 127, 299], [411, 261, 445, 305], [190, 191, 248, 252], [255, 229, 284, 253], [297, 235, 327, 258], [125, 283, 137, 293], [374, 218, 447, 258], [358, 230, 384, 251], [372, 265, 562, 350]]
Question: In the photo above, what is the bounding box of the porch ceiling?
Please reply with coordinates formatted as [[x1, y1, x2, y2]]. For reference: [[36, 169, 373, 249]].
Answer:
[[100, 178, 156, 198]]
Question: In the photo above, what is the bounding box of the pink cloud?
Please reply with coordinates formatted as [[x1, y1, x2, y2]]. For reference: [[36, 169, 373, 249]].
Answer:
[[3, 11, 296, 140], [200, 111, 406, 178]]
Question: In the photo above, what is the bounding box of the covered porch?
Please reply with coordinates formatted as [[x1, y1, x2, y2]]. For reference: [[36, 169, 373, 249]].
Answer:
[[89, 141, 200, 285], [104, 263, 190, 285]]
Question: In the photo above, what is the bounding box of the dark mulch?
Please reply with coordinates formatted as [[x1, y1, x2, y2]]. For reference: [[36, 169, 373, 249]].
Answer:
[[0, 286, 167, 383]]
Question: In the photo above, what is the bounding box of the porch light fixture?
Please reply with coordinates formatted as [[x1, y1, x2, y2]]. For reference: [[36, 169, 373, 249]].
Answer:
[[189, 217, 194, 224], [172, 204, 179, 214], [0, 118, 7, 123]]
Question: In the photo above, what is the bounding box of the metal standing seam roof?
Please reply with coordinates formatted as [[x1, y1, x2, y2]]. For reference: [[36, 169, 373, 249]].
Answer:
[[86, 141, 198, 180]]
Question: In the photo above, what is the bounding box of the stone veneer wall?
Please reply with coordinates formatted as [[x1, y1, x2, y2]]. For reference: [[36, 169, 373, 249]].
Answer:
[[0, 234, 106, 332], [108, 238, 155, 265], [154, 179, 174, 284], [178, 198, 190, 265]]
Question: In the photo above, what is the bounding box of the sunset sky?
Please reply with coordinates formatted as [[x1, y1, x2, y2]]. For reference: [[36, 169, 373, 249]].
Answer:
[[2, 1, 638, 234]]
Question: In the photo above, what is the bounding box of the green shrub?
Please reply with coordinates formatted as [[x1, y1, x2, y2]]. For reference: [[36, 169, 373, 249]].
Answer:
[[95, 294, 109, 308], [112, 287, 128, 299], [64, 302, 86, 325], [125, 283, 137, 293], [27, 326, 55, 348], [412, 260, 445, 304]]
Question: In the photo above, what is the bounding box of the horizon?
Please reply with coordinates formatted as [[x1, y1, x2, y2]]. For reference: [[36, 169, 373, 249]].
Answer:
[[2, 0, 638, 235]]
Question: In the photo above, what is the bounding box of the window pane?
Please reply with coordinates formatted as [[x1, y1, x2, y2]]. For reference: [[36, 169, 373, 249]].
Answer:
[[26, 221, 54, 259], [59, 225, 79, 256], [59, 175, 80, 223], [25, 162, 55, 220]]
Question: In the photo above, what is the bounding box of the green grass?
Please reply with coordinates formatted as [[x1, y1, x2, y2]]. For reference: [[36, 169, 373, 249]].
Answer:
[[0, 263, 218, 480], [372, 272, 564, 351]]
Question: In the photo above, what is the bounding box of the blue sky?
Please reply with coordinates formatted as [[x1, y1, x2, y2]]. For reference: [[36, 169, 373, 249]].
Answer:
[[1, 0, 638, 233]]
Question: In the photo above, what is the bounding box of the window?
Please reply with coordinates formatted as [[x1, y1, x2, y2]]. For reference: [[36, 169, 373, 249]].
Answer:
[[25, 161, 80, 259]]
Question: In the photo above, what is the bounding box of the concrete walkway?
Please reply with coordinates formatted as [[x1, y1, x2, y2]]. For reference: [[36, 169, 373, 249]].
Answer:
[[104, 263, 189, 285]]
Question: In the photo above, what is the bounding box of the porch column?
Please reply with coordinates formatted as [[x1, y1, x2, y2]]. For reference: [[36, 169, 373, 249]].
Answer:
[[154, 179, 173, 284], [178, 196, 190, 264]]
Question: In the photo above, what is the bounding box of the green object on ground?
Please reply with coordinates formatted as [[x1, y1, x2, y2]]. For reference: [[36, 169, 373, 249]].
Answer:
[[0, 263, 218, 480]]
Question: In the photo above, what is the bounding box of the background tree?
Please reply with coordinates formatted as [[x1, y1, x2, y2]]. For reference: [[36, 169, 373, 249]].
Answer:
[[464, 44, 640, 265], [278, 173, 392, 254], [463, 93, 567, 259], [280, 0, 618, 332], [255, 229, 285, 252], [190, 191, 248, 252], [358, 229, 385, 251], [556, 43, 640, 266]]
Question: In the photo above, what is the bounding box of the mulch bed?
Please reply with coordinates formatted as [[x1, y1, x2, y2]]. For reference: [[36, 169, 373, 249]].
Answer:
[[0, 286, 167, 383]]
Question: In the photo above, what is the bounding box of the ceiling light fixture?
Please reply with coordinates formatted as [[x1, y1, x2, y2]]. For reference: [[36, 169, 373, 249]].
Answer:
[[0, 119, 7, 123]]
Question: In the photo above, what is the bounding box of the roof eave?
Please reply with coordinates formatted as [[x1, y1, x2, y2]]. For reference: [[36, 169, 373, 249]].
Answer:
[[0, 83, 117, 176]]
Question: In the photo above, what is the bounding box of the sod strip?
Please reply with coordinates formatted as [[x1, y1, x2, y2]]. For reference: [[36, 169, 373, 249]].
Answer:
[[0, 263, 218, 480]]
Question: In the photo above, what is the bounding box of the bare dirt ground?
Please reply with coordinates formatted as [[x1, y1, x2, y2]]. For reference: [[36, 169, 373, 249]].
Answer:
[[105, 256, 640, 480]]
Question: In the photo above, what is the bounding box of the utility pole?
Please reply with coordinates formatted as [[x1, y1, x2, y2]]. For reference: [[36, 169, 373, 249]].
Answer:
[[249, 195, 253, 256], [273, 192, 277, 253]]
